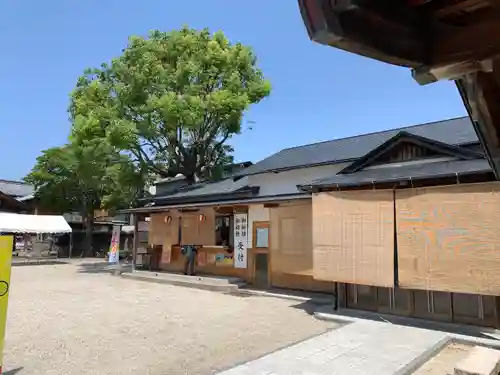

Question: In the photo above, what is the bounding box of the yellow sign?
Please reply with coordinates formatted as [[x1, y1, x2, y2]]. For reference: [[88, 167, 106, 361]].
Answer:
[[0, 236, 13, 373]]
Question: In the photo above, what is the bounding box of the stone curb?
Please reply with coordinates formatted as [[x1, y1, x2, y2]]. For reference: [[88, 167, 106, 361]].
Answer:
[[233, 288, 334, 305], [394, 337, 451, 375], [12, 260, 68, 267], [120, 273, 242, 293]]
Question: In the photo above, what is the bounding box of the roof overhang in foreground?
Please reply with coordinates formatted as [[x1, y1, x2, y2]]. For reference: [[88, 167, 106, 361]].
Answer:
[[118, 194, 310, 214], [298, 0, 500, 178], [0, 213, 72, 234]]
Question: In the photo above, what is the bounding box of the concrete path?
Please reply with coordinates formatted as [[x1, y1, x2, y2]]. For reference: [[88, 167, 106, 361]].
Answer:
[[217, 319, 449, 375], [217, 305, 500, 375]]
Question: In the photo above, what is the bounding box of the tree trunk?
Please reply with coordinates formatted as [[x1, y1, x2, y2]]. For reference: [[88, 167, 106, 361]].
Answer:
[[185, 173, 197, 185], [83, 213, 94, 257]]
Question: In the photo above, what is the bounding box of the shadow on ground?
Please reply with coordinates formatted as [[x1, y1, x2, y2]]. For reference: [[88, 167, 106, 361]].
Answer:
[[4, 367, 24, 375], [322, 308, 500, 340], [12, 259, 68, 267], [290, 300, 324, 316], [77, 261, 131, 274]]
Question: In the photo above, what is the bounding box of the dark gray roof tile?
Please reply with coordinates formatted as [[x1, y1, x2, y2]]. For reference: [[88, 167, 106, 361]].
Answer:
[[0, 180, 34, 197], [236, 117, 477, 176], [301, 158, 491, 189]]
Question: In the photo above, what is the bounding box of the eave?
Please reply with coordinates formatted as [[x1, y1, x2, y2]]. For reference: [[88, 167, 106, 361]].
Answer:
[[298, 0, 500, 178]]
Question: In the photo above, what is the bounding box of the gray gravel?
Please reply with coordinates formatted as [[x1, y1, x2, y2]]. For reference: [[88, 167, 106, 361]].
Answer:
[[3, 261, 336, 375]]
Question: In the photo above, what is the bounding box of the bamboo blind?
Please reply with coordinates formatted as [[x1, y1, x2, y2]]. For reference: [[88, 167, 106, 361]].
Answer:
[[148, 213, 167, 246], [270, 201, 313, 275], [312, 190, 395, 287], [161, 216, 178, 264], [180, 208, 216, 245], [396, 182, 500, 295]]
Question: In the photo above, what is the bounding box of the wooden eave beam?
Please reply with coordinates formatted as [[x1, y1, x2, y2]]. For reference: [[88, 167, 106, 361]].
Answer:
[[420, 0, 487, 18], [456, 67, 500, 179], [431, 14, 500, 67], [299, 0, 500, 79], [298, 0, 426, 68]]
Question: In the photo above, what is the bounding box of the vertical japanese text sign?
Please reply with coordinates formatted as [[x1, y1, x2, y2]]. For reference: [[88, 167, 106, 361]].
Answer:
[[234, 213, 248, 269]]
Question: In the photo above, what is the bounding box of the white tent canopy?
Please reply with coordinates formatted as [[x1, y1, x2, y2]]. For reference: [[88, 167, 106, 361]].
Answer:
[[0, 213, 72, 234]]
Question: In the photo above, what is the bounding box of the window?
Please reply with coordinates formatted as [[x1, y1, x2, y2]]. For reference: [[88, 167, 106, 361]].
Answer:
[[215, 215, 234, 247], [255, 227, 269, 248]]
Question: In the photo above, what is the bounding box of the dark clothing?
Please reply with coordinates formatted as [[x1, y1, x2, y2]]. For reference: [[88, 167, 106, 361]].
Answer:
[[182, 245, 197, 276]]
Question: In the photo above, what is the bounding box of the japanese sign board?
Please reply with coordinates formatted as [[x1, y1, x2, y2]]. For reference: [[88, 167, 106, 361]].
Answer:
[[233, 213, 248, 269], [108, 224, 121, 264]]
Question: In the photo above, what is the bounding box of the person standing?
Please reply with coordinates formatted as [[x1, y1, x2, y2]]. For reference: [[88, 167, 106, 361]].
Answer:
[[183, 245, 197, 276]]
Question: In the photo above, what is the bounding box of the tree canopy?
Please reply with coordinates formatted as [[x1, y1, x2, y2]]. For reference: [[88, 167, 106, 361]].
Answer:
[[26, 141, 140, 215], [25, 139, 142, 254], [24, 27, 270, 256], [70, 27, 271, 183]]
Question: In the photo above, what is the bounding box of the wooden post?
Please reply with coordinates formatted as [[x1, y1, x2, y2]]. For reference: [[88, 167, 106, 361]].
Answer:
[[132, 214, 139, 272], [69, 231, 73, 259]]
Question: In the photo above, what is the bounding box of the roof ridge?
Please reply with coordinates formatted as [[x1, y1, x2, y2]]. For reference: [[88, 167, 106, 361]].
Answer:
[[279, 116, 470, 152], [0, 179, 30, 185]]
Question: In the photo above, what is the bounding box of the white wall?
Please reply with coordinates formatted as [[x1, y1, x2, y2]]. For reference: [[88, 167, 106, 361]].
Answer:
[[247, 204, 270, 248], [248, 163, 349, 196]]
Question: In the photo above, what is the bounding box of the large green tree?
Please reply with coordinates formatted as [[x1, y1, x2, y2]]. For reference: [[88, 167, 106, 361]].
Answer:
[[70, 27, 271, 184], [25, 139, 141, 256]]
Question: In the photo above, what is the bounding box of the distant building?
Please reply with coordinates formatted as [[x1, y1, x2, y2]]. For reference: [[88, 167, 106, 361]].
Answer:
[[0, 179, 34, 213]]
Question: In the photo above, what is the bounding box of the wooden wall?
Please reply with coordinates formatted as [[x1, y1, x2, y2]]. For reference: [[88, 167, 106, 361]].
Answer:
[[312, 191, 395, 287], [149, 206, 250, 281], [146, 202, 333, 291], [270, 201, 333, 292], [396, 182, 500, 295], [158, 246, 249, 280]]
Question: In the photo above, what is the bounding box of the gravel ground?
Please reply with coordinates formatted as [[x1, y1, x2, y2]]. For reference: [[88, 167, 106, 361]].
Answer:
[[3, 262, 336, 375]]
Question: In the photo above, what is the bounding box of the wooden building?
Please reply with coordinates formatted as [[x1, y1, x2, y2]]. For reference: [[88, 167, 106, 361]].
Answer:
[[125, 116, 500, 318], [298, 126, 500, 327], [127, 170, 336, 292], [298, 0, 500, 178], [0, 180, 34, 213]]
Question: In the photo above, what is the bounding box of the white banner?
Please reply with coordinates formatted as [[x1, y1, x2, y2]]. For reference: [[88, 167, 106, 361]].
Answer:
[[233, 213, 248, 269], [108, 224, 121, 263]]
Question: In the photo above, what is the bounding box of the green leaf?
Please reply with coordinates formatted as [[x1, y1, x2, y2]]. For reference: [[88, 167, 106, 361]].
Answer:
[[69, 27, 271, 183]]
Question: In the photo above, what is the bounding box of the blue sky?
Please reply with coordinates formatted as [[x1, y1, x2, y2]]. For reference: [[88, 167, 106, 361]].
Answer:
[[0, 0, 467, 181]]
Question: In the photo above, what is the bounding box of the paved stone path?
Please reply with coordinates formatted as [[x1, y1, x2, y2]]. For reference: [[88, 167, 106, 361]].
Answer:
[[217, 319, 448, 375]]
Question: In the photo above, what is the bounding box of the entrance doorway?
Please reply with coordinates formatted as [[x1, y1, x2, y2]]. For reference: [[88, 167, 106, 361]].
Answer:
[[252, 221, 270, 289]]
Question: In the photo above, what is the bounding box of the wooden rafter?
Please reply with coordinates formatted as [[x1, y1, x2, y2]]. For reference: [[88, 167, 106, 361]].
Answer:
[[419, 0, 488, 18], [432, 12, 500, 66]]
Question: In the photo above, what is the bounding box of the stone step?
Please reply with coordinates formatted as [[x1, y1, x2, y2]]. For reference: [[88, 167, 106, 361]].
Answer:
[[454, 346, 500, 375], [121, 271, 246, 293]]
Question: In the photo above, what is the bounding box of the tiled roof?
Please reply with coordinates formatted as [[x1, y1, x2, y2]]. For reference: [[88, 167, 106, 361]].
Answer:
[[234, 117, 477, 177], [300, 158, 492, 189], [148, 164, 348, 207], [143, 117, 482, 208], [0, 180, 34, 198]]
